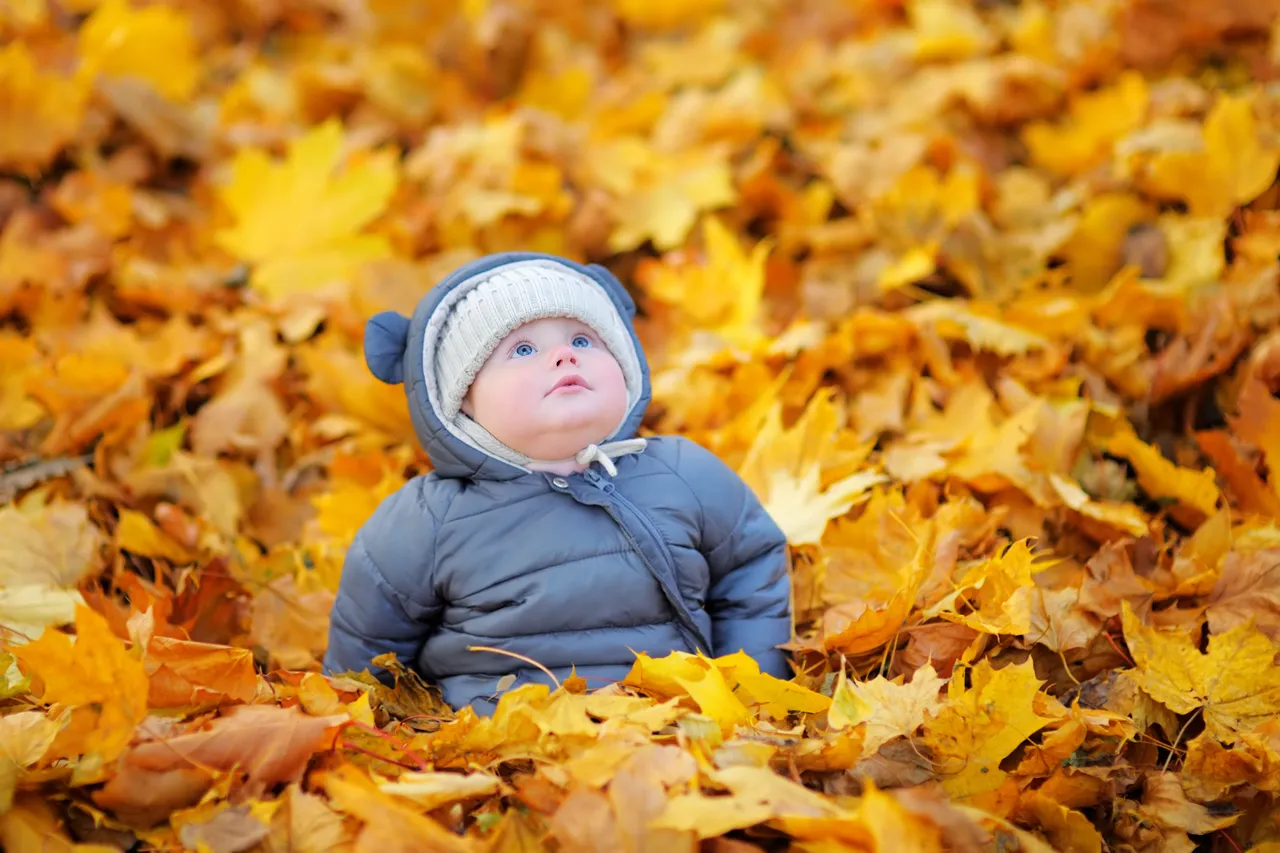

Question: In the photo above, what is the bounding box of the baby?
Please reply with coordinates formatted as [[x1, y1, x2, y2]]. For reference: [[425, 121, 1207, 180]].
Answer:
[[323, 252, 794, 714]]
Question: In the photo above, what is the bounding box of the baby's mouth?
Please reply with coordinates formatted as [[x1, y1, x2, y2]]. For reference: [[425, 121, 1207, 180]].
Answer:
[[547, 375, 591, 395]]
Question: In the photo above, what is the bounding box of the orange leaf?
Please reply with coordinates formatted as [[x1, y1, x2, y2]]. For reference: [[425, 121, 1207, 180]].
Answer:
[[10, 604, 148, 779]]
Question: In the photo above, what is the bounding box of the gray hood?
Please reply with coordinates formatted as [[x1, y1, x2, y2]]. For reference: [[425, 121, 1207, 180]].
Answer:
[[361, 252, 653, 481]]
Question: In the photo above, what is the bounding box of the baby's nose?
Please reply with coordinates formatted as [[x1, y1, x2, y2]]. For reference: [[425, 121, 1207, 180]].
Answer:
[[550, 344, 579, 366]]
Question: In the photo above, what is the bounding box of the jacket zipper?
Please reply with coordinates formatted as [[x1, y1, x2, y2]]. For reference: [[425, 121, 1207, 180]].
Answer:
[[583, 467, 713, 653]]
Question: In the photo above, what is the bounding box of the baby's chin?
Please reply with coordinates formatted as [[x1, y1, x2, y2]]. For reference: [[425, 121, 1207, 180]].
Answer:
[[500, 409, 626, 459]]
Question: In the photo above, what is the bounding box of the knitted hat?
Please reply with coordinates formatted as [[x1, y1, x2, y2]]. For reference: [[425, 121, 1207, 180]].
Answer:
[[433, 260, 643, 427]]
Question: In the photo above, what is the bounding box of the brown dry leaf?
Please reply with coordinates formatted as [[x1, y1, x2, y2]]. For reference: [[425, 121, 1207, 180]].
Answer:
[[174, 802, 273, 853], [1205, 550, 1280, 641], [139, 633, 259, 709], [93, 705, 348, 826], [1135, 772, 1239, 837], [1180, 725, 1280, 802], [249, 572, 335, 671], [1028, 586, 1101, 653]]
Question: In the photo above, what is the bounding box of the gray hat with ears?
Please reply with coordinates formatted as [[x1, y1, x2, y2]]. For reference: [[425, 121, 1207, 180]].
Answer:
[[432, 260, 643, 423], [361, 255, 648, 473]]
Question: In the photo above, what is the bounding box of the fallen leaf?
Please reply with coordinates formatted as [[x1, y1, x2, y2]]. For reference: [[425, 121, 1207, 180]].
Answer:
[[320, 762, 474, 853], [1143, 94, 1280, 219], [77, 0, 199, 101], [0, 43, 88, 174], [1205, 550, 1280, 641], [214, 119, 400, 299], [262, 783, 352, 853], [141, 634, 258, 709], [11, 604, 148, 781], [93, 704, 348, 825], [651, 765, 841, 839], [829, 662, 946, 753], [922, 659, 1062, 804], [0, 499, 104, 589], [115, 509, 195, 564], [1121, 600, 1280, 740]]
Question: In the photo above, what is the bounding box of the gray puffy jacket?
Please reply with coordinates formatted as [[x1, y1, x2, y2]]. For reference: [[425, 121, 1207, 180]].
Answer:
[[322, 252, 793, 714]]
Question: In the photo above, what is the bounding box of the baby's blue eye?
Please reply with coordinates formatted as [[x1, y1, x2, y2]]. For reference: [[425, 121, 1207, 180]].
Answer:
[[571, 334, 592, 348], [512, 343, 536, 358]]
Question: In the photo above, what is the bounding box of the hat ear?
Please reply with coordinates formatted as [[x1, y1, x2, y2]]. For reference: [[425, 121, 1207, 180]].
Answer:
[[364, 311, 411, 385], [586, 263, 636, 320]]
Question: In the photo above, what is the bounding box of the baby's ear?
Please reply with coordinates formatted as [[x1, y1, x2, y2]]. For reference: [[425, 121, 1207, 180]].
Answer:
[[363, 311, 411, 385]]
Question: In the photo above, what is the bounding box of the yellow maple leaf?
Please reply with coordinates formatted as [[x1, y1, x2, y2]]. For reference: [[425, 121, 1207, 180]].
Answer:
[[652, 765, 841, 839], [310, 467, 406, 548], [1143, 94, 1280, 219], [715, 651, 831, 719], [1090, 417, 1221, 522], [214, 119, 399, 299], [1023, 71, 1149, 177], [1090, 265, 1190, 333], [640, 216, 773, 349], [922, 658, 1062, 803], [0, 42, 88, 174], [905, 300, 1051, 356], [909, 0, 995, 61], [606, 145, 736, 253], [612, 0, 726, 30], [1158, 214, 1227, 289], [1060, 192, 1154, 292], [115, 509, 195, 564], [1049, 473, 1150, 538], [621, 651, 753, 734], [0, 334, 44, 431], [1121, 600, 1280, 741], [320, 763, 474, 853], [737, 392, 887, 547], [1019, 790, 1106, 853], [76, 0, 199, 101], [377, 771, 503, 813], [868, 163, 981, 291], [11, 605, 149, 782], [823, 517, 933, 655], [829, 662, 946, 753], [938, 540, 1052, 636]]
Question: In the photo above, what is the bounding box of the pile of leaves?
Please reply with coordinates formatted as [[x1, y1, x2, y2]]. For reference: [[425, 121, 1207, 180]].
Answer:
[[5, 0, 1280, 849]]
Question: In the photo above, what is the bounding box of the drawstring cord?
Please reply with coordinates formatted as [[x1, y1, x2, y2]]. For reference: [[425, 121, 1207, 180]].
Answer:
[[575, 438, 648, 476]]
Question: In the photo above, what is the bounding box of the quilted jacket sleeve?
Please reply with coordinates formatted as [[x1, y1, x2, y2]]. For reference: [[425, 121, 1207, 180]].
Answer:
[[675, 438, 794, 678], [322, 478, 445, 686]]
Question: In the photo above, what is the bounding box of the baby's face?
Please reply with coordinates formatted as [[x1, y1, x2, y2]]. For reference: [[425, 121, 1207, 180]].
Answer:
[[461, 317, 629, 461]]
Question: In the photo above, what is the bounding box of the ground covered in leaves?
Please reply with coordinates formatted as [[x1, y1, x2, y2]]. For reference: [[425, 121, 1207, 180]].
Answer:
[[4, 0, 1280, 850]]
